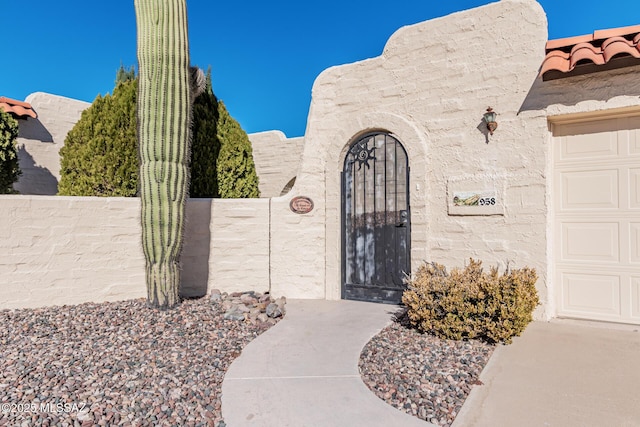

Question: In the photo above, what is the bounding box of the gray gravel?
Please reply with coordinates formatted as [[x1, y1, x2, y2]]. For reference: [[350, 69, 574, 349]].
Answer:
[[359, 310, 495, 427], [0, 296, 279, 427], [3, 297, 493, 427]]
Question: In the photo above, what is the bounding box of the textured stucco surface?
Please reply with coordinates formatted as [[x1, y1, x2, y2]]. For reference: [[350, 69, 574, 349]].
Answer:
[[13, 93, 90, 195], [5, 0, 639, 319], [522, 64, 640, 118], [0, 197, 270, 309], [249, 130, 304, 197], [268, 0, 554, 315]]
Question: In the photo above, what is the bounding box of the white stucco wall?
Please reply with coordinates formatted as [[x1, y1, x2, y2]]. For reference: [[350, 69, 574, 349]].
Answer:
[[249, 130, 305, 197], [268, 0, 554, 317], [4, 0, 638, 320], [0, 197, 270, 309], [13, 93, 90, 195], [522, 64, 640, 119]]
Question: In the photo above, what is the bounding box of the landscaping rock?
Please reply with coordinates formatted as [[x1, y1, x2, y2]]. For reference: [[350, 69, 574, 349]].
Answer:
[[213, 291, 286, 323], [266, 303, 283, 318], [239, 294, 258, 305], [0, 296, 281, 427], [223, 309, 245, 321], [209, 289, 223, 302], [359, 311, 495, 427]]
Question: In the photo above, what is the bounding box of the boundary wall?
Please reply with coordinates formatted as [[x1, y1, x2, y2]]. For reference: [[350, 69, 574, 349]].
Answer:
[[249, 130, 304, 197], [0, 196, 270, 309]]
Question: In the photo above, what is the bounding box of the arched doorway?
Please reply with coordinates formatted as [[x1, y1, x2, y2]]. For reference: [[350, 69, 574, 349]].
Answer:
[[342, 132, 410, 303]]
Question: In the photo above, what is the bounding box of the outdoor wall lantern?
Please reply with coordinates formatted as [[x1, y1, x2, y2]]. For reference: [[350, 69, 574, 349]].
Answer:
[[483, 107, 498, 135]]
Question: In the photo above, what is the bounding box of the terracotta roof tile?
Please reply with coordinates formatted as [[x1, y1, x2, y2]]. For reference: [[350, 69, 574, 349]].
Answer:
[[602, 36, 640, 61], [545, 34, 593, 51], [0, 97, 37, 119], [593, 24, 640, 40], [570, 42, 606, 67], [541, 24, 640, 81]]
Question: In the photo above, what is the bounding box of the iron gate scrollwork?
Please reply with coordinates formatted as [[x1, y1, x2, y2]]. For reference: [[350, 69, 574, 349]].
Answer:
[[342, 132, 410, 304]]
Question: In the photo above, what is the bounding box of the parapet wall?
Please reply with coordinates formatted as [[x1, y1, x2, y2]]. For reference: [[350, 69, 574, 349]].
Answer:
[[14, 93, 90, 195], [0, 196, 270, 309], [249, 130, 304, 197]]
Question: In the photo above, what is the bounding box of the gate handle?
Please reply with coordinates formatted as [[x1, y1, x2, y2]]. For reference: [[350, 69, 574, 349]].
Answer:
[[397, 210, 408, 227]]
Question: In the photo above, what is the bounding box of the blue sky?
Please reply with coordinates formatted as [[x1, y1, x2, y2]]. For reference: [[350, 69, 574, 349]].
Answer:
[[2, 1, 637, 137]]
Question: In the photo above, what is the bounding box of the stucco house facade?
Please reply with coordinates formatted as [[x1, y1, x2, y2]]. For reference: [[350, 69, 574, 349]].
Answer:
[[2, 0, 639, 326], [251, 0, 640, 324]]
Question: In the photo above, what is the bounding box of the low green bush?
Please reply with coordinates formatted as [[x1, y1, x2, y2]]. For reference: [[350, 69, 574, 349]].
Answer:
[[402, 259, 539, 344]]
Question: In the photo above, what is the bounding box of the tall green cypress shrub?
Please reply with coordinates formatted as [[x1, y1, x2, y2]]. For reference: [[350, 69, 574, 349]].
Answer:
[[0, 109, 21, 194], [58, 79, 138, 196], [116, 64, 136, 85], [216, 100, 260, 198], [190, 69, 221, 198], [58, 68, 259, 198], [190, 67, 260, 198]]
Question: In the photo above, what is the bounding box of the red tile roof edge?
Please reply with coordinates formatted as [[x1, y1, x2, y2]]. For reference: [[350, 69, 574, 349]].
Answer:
[[541, 24, 640, 80], [0, 97, 37, 119]]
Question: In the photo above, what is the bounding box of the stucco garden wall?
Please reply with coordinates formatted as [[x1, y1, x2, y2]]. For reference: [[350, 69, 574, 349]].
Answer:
[[14, 93, 90, 195], [0, 196, 270, 309], [249, 130, 305, 197]]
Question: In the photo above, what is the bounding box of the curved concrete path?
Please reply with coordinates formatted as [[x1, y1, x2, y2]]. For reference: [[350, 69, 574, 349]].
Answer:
[[221, 299, 433, 427]]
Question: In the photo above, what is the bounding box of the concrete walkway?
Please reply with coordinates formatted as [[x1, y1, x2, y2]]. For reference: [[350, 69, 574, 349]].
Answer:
[[223, 299, 640, 427], [221, 299, 433, 427], [453, 320, 640, 427]]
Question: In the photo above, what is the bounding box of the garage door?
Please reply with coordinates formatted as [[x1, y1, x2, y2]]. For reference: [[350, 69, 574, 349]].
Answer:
[[553, 115, 640, 325]]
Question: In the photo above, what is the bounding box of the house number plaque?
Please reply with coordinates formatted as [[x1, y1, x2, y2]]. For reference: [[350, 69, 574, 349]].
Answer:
[[452, 191, 497, 207], [290, 196, 314, 214]]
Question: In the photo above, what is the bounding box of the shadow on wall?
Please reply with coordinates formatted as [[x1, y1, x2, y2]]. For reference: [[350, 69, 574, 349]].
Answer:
[[14, 146, 58, 195], [519, 66, 640, 113], [280, 177, 296, 196], [17, 117, 54, 143], [181, 199, 212, 298]]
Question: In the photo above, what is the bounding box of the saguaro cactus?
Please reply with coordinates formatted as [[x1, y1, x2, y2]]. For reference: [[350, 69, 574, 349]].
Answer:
[[134, 0, 195, 308]]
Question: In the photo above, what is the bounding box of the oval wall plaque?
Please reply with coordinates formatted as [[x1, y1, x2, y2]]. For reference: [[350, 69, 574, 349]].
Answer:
[[290, 196, 314, 214]]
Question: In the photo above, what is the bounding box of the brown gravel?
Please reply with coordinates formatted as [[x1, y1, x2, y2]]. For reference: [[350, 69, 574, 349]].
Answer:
[[0, 296, 279, 427], [359, 311, 495, 427]]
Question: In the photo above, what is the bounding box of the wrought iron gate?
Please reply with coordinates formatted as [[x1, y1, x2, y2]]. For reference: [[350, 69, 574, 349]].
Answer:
[[341, 132, 410, 304]]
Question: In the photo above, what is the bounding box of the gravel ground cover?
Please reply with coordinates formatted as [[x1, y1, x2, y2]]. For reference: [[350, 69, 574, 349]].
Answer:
[[0, 296, 279, 427], [3, 295, 494, 427], [359, 310, 495, 427]]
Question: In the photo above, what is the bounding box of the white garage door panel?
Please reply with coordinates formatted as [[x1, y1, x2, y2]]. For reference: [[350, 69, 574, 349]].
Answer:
[[632, 223, 640, 263], [633, 277, 640, 319], [554, 115, 640, 325], [632, 137, 640, 154], [629, 120, 640, 154], [561, 170, 618, 209], [561, 132, 618, 159], [562, 273, 620, 316], [561, 223, 619, 262], [631, 169, 640, 208]]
